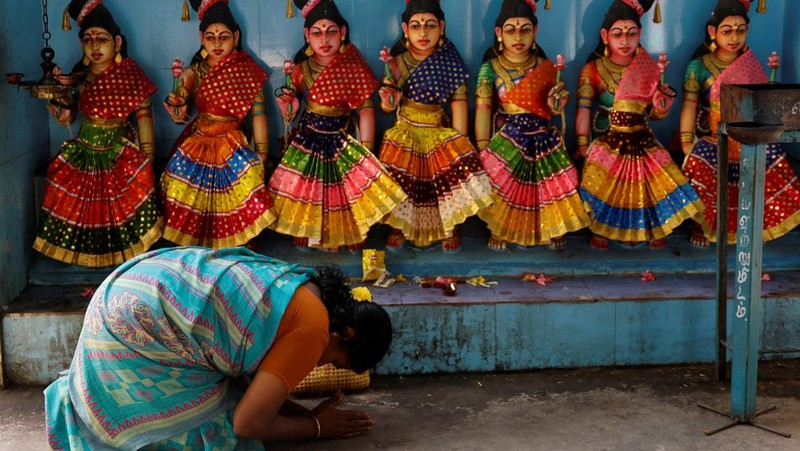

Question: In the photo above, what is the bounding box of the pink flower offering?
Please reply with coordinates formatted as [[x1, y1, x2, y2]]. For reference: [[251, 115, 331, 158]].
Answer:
[[554, 54, 566, 71], [761, 273, 771, 281], [641, 270, 656, 283], [283, 59, 295, 75], [379, 46, 392, 64], [81, 287, 96, 298], [523, 273, 553, 286], [657, 52, 669, 74], [171, 58, 184, 78], [768, 52, 780, 70]]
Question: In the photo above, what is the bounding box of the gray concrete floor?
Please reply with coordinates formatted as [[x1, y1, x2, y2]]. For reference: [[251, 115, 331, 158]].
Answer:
[[3, 361, 799, 451]]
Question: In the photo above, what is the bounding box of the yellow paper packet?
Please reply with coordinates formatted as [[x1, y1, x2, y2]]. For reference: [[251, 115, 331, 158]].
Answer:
[[362, 249, 386, 282]]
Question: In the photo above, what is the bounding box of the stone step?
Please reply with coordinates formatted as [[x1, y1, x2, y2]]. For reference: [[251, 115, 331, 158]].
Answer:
[[25, 221, 800, 286], [5, 270, 800, 386]]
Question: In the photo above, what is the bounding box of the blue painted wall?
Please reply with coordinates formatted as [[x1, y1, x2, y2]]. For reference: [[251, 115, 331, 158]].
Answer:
[[0, 0, 796, 305], [0, 2, 50, 307]]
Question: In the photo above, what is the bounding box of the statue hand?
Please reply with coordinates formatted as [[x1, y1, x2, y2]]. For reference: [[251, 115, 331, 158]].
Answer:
[[574, 145, 589, 160], [681, 140, 694, 156], [164, 93, 188, 123], [47, 99, 72, 125], [547, 81, 569, 115], [378, 84, 400, 112], [651, 83, 677, 115], [276, 91, 299, 121]]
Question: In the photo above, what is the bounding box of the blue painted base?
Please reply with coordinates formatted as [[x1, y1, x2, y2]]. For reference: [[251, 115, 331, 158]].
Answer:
[[10, 222, 800, 382], [27, 219, 800, 285]]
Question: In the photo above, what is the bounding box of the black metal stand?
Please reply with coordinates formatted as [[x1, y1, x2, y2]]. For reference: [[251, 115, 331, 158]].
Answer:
[[698, 403, 791, 437]]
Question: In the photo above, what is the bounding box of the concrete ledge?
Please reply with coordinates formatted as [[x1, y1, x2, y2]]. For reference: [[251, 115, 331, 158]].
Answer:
[[4, 272, 800, 385]]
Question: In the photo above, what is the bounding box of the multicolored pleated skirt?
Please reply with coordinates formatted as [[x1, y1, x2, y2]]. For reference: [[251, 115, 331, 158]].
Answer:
[[269, 111, 407, 248], [379, 102, 494, 247], [479, 113, 589, 246], [683, 138, 800, 244], [33, 121, 162, 267], [580, 111, 703, 242], [160, 115, 275, 248]]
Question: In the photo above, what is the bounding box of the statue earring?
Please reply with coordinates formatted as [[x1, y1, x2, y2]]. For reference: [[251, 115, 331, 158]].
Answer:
[[603, 42, 609, 58], [709, 36, 717, 53], [82, 54, 90, 66], [635, 45, 640, 55], [404, 35, 409, 49], [497, 37, 503, 52], [200, 48, 209, 59], [339, 35, 347, 53], [438, 37, 444, 47], [114, 51, 122, 64], [305, 44, 314, 57], [532, 41, 537, 51]]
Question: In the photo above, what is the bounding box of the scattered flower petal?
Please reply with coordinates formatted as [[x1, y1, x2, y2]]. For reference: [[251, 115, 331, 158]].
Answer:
[[641, 270, 656, 282]]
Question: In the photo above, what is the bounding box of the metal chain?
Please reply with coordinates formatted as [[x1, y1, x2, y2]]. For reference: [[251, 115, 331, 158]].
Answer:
[[41, 0, 51, 48]]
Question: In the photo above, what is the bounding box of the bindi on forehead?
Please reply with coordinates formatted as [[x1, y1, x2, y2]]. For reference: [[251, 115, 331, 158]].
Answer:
[[207, 26, 231, 35]]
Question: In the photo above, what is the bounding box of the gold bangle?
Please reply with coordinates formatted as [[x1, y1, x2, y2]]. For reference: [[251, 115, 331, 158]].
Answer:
[[361, 141, 374, 151], [311, 415, 321, 439], [680, 132, 695, 144], [576, 135, 590, 146], [255, 143, 269, 154], [476, 139, 490, 149], [140, 143, 155, 155]]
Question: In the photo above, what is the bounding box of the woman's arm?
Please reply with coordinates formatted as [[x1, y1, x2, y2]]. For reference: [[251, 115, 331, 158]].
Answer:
[[358, 103, 376, 151], [136, 99, 155, 158], [233, 371, 320, 441], [251, 90, 269, 165], [574, 63, 596, 158], [679, 68, 702, 155], [474, 75, 494, 149]]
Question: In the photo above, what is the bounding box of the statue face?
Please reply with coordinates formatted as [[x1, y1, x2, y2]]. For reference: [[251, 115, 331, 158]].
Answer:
[[496, 17, 536, 59], [602, 19, 640, 60], [402, 13, 444, 56], [710, 15, 748, 55], [201, 23, 238, 65], [305, 19, 344, 60], [80, 27, 118, 67]]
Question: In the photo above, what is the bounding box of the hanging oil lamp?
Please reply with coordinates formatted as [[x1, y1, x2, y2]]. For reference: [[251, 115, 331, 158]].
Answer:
[[6, 0, 71, 100]]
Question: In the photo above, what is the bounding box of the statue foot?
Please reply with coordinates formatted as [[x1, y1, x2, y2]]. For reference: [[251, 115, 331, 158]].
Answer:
[[589, 234, 608, 250], [487, 235, 507, 251], [548, 236, 566, 250]]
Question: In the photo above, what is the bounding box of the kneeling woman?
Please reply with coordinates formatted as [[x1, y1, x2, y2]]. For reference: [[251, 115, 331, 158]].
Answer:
[[45, 247, 392, 449]]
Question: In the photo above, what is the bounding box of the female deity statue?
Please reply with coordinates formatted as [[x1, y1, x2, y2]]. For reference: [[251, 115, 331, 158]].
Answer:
[[378, 0, 494, 253], [33, 0, 162, 267], [574, 0, 703, 250], [680, 0, 800, 246], [475, 0, 589, 251], [161, 0, 274, 248], [270, 0, 407, 252]]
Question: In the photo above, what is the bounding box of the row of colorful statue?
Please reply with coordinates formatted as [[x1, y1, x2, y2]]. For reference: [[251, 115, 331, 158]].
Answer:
[[31, 0, 800, 267]]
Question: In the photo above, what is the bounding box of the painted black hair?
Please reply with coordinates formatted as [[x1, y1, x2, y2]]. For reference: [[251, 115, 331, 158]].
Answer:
[[586, 0, 653, 63], [390, 0, 447, 56], [189, 0, 243, 65], [308, 265, 393, 373], [482, 0, 546, 63], [292, 0, 351, 63], [690, 0, 751, 59]]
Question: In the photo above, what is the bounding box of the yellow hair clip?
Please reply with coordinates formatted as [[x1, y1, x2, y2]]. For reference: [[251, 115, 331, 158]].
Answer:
[[351, 286, 373, 303]]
